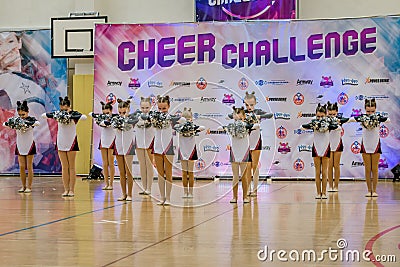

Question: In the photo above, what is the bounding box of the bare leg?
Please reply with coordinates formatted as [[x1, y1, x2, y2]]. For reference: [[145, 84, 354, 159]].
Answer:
[[240, 162, 250, 200], [26, 155, 34, 189], [58, 151, 70, 195], [18, 155, 27, 190], [116, 155, 127, 198], [107, 148, 115, 187], [188, 160, 194, 195], [333, 152, 341, 189], [328, 152, 334, 189], [321, 157, 329, 195], [101, 148, 109, 187], [66, 151, 77, 194], [164, 155, 173, 202], [145, 149, 153, 192], [136, 148, 147, 192], [231, 162, 239, 200], [313, 157, 321, 196], [250, 150, 261, 195], [124, 155, 134, 198], [371, 153, 380, 194], [154, 153, 166, 202], [181, 160, 189, 195], [362, 153, 372, 193]]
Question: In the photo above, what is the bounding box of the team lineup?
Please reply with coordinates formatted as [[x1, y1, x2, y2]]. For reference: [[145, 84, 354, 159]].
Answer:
[[3, 93, 389, 204]]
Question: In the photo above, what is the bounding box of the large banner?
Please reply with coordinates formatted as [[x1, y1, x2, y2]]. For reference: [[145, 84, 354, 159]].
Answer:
[[0, 30, 67, 174], [94, 17, 400, 178], [196, 0, 296, 21]]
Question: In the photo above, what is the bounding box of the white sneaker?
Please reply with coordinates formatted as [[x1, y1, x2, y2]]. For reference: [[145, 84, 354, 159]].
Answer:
[[144, 190, 151, 195], [126, 196, 132, 201], [332, 187, 338, 192], [230, 198, 237, 203], [24, 188, 32, 193], [327, 187, 334, 192], [156, 200, 165, 205], [243, 197, 250, 203], [372, 192, 378, 197], [164, 200, 171, 206], [321, 194, 327, 199], [187, 193, 193, 198], [315, 195, 321, 199], [365, 192, 372, 197], [182, 193, 188, 198]]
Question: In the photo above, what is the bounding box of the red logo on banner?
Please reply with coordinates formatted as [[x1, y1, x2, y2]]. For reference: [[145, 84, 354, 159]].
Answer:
[[238, 77, 249, 90], [293, 158, 305, 171], [293, 92, 304, 105], [196, 77, 207, 90], [276, 126, 287, 139], [106, 93, 117, 105]]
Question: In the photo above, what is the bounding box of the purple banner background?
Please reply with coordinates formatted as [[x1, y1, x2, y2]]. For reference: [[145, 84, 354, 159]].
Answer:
[[196, 0, 296, 21]]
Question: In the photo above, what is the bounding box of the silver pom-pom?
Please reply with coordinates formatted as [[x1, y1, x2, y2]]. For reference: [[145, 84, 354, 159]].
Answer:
[[6, 117, 29, 132], [111, 115, 132, 131], [359, 114, 380, 130], [150, 111, 171, 129], [225, 120, 249, 139], [95, 114, 112, 126], [310, 119, 330, 133], [245, 112, 259, 124], [53, 110, 71, 124], [174, 121, 199, 137]]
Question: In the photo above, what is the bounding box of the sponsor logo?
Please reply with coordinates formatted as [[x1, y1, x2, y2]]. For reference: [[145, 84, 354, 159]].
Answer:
[[296, 79, 313, 85], [238, 77, 249, 90], [297, 111, 315, 118], [212, 161, 231, 168], [351, 161, 364, 167], [293, 92, 304, 105], [378, 158, 389, 169], [298, 144, 313, 152], [337, 92, 349, 105], [170, 81, 191, 87], [365, 77, 390, 84], [256, 79, 289, 86], [222, 94, 235, 105], [195, 158, 206, 170], [262, 145, 271, 151], [276, 126, 287, 139], [379, 125, 389, 138], [266, 96, 287, 102], [293, 158, 305, 171], [107, 80, 122, 86], [170, 97, 194, 103], [147, 80, 163, 88], [193, 113, 224, 120], [320, 76, 333, 88], [351, 141, 362, 154], [350, 108, 362, 117], [208, 0, 279, 20], [106, 93, 117, 105], [211, 79, 227, 90], [316, 94, 324, 99], [203, 145, 219, 152], [196, 77, 207, 90], [274, 112, 290, 120], [376, 111, 389, 117], [128, 78, 140, 88], [355, 94, 389, 101], [278, 142, 291, 154], [200, 96, 217, 103], [205, 128, 226, 135], [293, 129, 313, 135], [342, 78, 358, 86]]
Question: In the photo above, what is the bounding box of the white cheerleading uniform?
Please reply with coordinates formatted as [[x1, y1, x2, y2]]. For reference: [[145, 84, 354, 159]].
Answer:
[[312, 131, 331, 157], [329, 126, 343, 152], [45, 111, 86, 152], [112, 114, 138, 156], [178, 135, 198, 161], [90, 113, 116, 149], [151, 113, 180, 155], [135, 121, 155, 150], [245, 109, 273, 150], [361, 127, 381, 154], [230, 135, 251, 163], [3, 117, 39, 156]]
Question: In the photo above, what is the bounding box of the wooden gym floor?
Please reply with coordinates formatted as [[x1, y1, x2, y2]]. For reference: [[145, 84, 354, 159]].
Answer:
[[0, 177, 399, 267]]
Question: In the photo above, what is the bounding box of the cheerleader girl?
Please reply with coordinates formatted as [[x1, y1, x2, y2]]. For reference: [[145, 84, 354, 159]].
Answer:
[[174, 107, 205, 198], [111, 98, 139, 201], [135, 97, 155, 195], [327, 101, 349, 192], [89, 101, 116, 190], [3, 100, 39, 193], [43, 96, 87, 197], [350, 98, 389, 197], [302, 104, 338, 199], [243, 91, 273, 197], [145, 95, 180, 206], [220, 106, 259, 204]]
